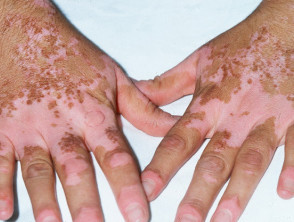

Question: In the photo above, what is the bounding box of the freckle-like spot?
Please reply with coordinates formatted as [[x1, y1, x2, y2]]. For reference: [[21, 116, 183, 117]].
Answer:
[[48, 100, 57, 110], [109, 152, 132, 168], [51, 123, 57, 127], [54, 110, 60, 118], [26, 100, 32, 105], [68, 102, 74, 109], [241, 111, 250, 116]]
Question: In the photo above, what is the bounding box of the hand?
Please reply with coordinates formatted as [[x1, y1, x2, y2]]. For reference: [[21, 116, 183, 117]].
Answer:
[[137, 1, 294, 221], [0, 1, 177, 221]]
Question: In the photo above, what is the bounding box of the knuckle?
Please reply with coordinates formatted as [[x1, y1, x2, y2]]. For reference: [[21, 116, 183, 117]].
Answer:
[[197, 154, 226, 174], [153, 75, 162, 89], [160, 134, 187, 153], [182, 199, 204, 212], [25, 161, 53, 180], [237, 148, 264, 173]]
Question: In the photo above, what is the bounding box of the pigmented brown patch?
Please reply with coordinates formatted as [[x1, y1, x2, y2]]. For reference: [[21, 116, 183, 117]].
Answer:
[[196, 24, 293, 106], [248, 117, 278, 148], [210, 131, 238, 152], [182, 112, 206, 126], [51, 123, 57, 127], [105, 127, 120, 144], [58, 132, 85, 153], [23, 146, 46, 157]]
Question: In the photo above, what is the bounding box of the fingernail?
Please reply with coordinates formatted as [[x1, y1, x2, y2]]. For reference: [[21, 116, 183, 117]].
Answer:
[[43, 216, 59, 222], [180, 214, 200, 222], [0, 200, 7, 211], [0, 200, 11, 219], [142, 179, 156, 198], [213, 209, 232, 222], [126, 203, 145, 222], [283, 177, 294, 193]]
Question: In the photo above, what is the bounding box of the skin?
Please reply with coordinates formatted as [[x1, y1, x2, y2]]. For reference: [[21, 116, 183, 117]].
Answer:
[[136, 0, 294, 221], [0, 0, 178, 221]]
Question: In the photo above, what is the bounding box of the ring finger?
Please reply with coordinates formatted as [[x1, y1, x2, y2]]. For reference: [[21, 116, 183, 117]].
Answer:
[[211, 118, 278, 222]]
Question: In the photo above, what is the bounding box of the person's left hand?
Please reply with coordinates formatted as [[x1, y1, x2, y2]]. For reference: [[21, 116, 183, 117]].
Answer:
[[136, 1, 294, 221]]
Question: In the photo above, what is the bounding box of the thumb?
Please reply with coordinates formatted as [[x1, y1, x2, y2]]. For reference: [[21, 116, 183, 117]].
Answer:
[[134, 51, 200, 106], [115, 67, 179, 137]]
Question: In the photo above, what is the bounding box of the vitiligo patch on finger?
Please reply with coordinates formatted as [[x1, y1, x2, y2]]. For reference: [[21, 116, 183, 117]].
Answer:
[[176, 204, 203, 222], [84, 111, 105, 127], [118, 185, 147, 221], [63, 157, 88, 186], [213, 196, 241, 222], [278, 166, 294, 199], [202, 172, 218, 184], [141, 170, 164, 199], [75, 207, 101, 222], [36, 209, 59, 222], [109, 152, 132, 168]]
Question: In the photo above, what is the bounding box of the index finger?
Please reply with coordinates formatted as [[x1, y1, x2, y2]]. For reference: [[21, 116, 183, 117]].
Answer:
[[141, 109, 211, 201]]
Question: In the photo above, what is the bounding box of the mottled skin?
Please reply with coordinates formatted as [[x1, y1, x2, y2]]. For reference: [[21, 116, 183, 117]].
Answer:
[[137, 0, 294, 221], [0, 1, 177, 221]]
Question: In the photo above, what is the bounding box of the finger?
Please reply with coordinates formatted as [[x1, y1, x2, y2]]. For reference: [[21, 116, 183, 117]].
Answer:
[[175, 131, 240, 222], [277, 124, 294, 199], [134, 51, 200, 106], [20, 144, 61, 222], [0, 134, 15, 220], [116, 66, 180, 137], [49, 131, 103, 222], [84, 112, 149, 222], [211, 118, 278, 222], [141, 110, 210, 201]]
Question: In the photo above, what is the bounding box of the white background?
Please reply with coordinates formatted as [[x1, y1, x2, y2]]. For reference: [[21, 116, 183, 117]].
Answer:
[[6, 0, 294, 221]]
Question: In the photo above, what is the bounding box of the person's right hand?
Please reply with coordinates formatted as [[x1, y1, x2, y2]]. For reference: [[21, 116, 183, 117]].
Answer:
[[0, 1, 177, 221], [136, 0, 294, 221]]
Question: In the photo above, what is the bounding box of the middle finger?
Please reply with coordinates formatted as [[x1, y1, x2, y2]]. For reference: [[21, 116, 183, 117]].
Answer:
[[49, 129, 103, 222], [175, 131, 240, 222]]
